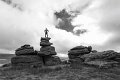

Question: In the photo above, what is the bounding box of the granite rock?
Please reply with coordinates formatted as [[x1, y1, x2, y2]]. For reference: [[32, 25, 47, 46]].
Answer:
[[81, 50, 118, 62], [15, 44, 35, 56], [44, 56, 61, 66]]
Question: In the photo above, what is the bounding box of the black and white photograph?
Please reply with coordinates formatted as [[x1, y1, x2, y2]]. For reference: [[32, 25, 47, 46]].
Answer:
[[0, 0, 120, 80]]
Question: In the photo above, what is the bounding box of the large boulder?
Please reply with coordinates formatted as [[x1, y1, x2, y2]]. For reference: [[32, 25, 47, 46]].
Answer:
[[15, 44, 35, 56], [68, 46, 92, 59], [44, 56, 61, 66], [68, 49, 90, 56], [38, 46, 57, 56], [81, 50, 119, 62]]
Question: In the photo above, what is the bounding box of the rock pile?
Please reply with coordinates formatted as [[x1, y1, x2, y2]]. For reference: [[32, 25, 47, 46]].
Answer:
[[38, 37, 61, 66], [68, 45, 120, 69], [68, 46, 92, 63], [11, 37, 61, 68], [11, 44, 43, 68]]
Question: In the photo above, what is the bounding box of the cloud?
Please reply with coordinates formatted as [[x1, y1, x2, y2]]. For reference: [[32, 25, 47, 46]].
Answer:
[[54, 0, 91, 35], [0, 0, 91, 54], [0, 0, 120, 55], [79, 0, 120, 51]]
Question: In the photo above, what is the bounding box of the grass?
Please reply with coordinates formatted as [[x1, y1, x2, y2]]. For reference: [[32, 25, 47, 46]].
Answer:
[[1, 64, 120, 80]]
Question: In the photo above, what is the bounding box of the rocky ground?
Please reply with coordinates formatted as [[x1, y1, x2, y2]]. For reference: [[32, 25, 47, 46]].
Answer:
[[1, 64, 120, 80]]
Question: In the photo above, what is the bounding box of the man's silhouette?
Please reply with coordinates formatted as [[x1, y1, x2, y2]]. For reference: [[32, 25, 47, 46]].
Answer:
[[44, 28, 49, 37]]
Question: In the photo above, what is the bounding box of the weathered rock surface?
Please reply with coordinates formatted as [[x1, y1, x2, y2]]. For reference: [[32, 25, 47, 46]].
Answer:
[[11, 55, 43, 67], [44, 56, 61, 66], [68, 46, 92, 58], [68, 46, 92, 64], [40, 42, 53, 46], [39, 46, 56, 56], [41, 37, 51, 41], [38, 51, 56, 56], [81, 50, 119, 62], [40, 37, 53, 46], [15, 44, 35, 56], [84, 60, 119, 68]]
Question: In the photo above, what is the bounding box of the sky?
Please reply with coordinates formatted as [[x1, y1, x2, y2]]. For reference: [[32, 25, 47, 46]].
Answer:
[[0, 0, 120, 56]]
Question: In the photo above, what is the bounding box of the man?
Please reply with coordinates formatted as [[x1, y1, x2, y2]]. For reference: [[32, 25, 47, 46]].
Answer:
[[44, 28, 49, 37]]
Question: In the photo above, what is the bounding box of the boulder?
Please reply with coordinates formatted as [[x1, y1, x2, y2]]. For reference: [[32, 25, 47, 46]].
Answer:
[[39, 46, 57, 56], [41, 37, 51, 41], [68, 46, 92, 60], [68, 49, 90, 56], [70, 46, 87, 50], [16, 44, 33, 51], [15, 48, 35, 56], [81, 50, 118, 62], [15, 44, 35, 56], [40, 42, 53, 46], [44, 56, 61, 66], [84, 60, 119, 68], [40, 37, 53, 46]]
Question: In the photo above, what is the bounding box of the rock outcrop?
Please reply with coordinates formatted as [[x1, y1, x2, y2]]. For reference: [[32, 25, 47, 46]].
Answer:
[[15, 44, 35, 56], [38, 37, 61, 66], [11, 44, 43, 68], [81, 50, 119, 62], [11, 55, 43, 68], [68, 45, 120, 69], [68, 45, 92, 63]]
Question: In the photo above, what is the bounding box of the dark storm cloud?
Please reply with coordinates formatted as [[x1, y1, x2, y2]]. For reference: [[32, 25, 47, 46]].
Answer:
[[55, 9, 74, 32], [54, 9, 88, 35]]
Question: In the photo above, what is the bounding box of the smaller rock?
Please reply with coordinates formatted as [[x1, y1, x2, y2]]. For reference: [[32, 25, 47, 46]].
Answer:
[[40, 37, 53, 46], [41, 37, 51, 41]]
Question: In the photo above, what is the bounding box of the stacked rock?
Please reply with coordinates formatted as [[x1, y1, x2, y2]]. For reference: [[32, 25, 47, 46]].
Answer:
[[11, 44, 43, 68], [68, 45, 92, 63], [38, 37, 61, 66]]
